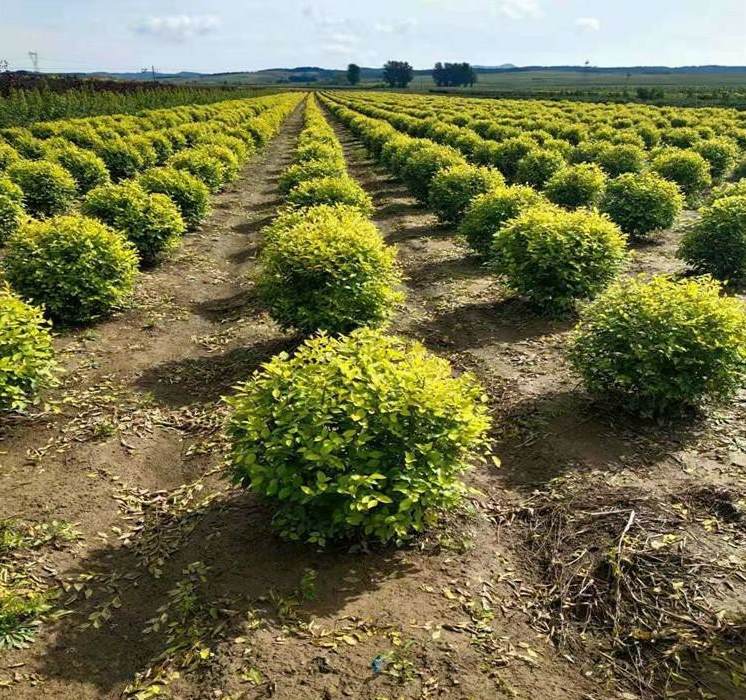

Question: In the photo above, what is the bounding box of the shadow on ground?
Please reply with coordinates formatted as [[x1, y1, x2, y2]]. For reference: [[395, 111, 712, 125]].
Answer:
[[39, 489, 417, 695]]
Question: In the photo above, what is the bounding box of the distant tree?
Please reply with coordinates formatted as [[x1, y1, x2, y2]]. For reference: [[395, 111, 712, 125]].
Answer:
[[383, 60, 414, 88], [347, 63, 361, 86], [432, 62, 477, 88]]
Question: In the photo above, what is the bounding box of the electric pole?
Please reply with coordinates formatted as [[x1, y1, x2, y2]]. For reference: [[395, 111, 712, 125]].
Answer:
[[28, 51, 39, 72]]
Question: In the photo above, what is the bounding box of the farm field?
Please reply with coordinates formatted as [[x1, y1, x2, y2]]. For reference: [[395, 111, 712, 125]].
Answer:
[[0, 85, 745, 700]]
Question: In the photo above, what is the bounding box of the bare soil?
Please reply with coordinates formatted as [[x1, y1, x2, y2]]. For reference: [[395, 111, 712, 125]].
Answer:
[[1, 103, 745, 700]]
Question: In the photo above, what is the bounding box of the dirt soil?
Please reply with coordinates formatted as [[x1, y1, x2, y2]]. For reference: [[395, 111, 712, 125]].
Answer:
[[1, 101, 745, 700]]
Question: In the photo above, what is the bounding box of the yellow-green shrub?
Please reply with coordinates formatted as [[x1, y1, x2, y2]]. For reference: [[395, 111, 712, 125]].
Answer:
[[138, 166, 211, 229], [545, 163, 607, 209], [459, 185, 546, 257], [652, 149, 712, 203], [428, 164, 505, 224], [601, 172, 683, 238], [7, 160, 77, 218], [678, 195, 746, 282], [227, 329, 491, 545], [568, 276, 746, 415], [0, 285, 57, 412], [494, 207, 628, 311], [3, 215, 138, 324], [257, 205, 402, 334], [82, 181, 185, 265], [515, 148, 565, 188], [286, 176, 373, 216]]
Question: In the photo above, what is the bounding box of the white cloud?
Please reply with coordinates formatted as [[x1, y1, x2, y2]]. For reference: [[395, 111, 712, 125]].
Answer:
[[575, 16, 601, 31], [374, 19, 418, 35], [499, 0, 543, 20], [134, 15, 221, 42]]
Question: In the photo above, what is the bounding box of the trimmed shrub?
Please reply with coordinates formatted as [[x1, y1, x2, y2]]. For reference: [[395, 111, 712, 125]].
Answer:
[[515, 148, 565, 189], [601, 172, 683, 238], [678, 195, 746, 282], [710, 178, 746, 203], [545, 163, 607, 209], [227, 328, 491, 545], [652, 149, 712, 203], [82, 182, 185, 265], [428, 164, 505, 224], [45, 142, 110, 194], [597, 144, 646, 178], [490, 136, 537, 181], [459, 185, 546, 258], [0, 143, 20, 171], [139, 166, 211, 229], [199, 144, 240, 183], [286, 176, 373, 216], [568, 275, 746, 415], [7, 160, 77, 218], [494, 207, 628, 311], [169, 148, 226, 192], [257, 206, 402, 334], [0, 177, 23, 204], [0, 195, 24, 245], [295, 141, 343, 165], [401, 143, 465, 202], [694, 138, 739, 181], [279, 160, 346, 195], [3, 215, 138, 324], [97, 139, 145, 181], [0, 285, 57, 412]]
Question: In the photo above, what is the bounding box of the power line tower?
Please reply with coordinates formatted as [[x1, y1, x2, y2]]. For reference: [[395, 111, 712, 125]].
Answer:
[[28, 51, 39, 72]]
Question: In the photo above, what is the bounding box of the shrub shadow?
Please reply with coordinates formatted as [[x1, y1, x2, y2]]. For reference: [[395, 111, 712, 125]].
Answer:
[[415, 298, 573, 351], [135, 336, 301, 407], [492, 389, 706, 488], [39, 489, 418, 695]]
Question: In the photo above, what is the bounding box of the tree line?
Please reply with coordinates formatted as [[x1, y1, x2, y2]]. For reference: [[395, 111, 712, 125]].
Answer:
[[346, 61, 479, 88]]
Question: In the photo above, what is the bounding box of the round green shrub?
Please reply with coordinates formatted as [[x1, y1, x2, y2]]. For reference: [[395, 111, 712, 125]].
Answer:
[[597, 144, 646, 178], [97, 139, 145, 181], [126, 135, 158, 169], [0, 285, 58, 412], [459, 185, 546, 258], [3, 215, 138, 324], [515, 148, 565, 189], [600, 172, 684, 238], [7, 160, 77, 218], [0, 195, 25, 245], [82, 181, 185, 265], [652, 149, 712, 202], [545, 163, 607, 209], [45, 142, 110, 194], [169, 148, 226, 193], [678, 195, 746, 282], [139, 131, 174, 164], [227, 328, 491, 545], [401, 143, 465, 202], [257, 205, 402, 334], [199, 144, 240, 183], [710, 178, 746, 203], [279, 160, 346, 195], [295, 142, 343, 165], [694, 138, 740, 181], [0, 142, 20, 172], [568, 275, 746, 415], [494, 206, 628, 312], [428, 164, 505, 225], [138, 167, 211, 229], [490, 136, 537, 181], [0, 176, 23, 204], [286, 176, 373, 216]]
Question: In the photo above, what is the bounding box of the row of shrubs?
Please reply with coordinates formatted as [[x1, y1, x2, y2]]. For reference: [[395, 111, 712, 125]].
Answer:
[[227, 97, 492, 546], [320, 92, 746, 421], [327, 92, 746, 285], [0, 93, 302, 413], [328, 92, 744, 207]]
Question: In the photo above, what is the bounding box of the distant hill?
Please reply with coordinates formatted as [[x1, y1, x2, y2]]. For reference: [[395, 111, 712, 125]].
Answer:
[[29, 64, 746, 87]]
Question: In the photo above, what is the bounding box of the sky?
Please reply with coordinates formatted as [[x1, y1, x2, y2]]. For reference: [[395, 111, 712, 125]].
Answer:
[[2, 0, 745, 74]]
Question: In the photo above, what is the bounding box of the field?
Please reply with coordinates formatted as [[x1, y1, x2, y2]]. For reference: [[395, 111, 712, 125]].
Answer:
[[0, 87, 746, 700]]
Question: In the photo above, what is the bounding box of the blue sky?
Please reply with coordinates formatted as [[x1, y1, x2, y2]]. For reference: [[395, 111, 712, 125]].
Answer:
[[2, 0, 745, 74]]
